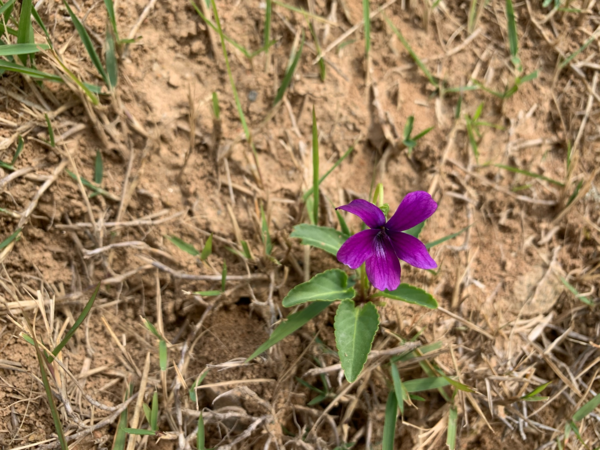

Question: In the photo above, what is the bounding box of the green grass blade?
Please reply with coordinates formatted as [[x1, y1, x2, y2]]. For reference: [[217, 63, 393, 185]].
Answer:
[[94, 150, 103, 184], [66, 170, 116, 199], [105, 24, 118, 88], [426, 224, 472, 249], [273, 34, 304, 105], [447, 406, 458, 450], [385, 16, 438, 87], [197, 412, 206, 449], [0, 60, 63, 82], [560, 31, 598, 69], [221, 261, 227, 291], [142, 404, 151, 424], [11, 136, 23, 165], [34, 344, 68, 450], [189, 369, 210, 402], [363, 0, 370, 56], [123, 428, 156, 436], [260, 206, 272, 255], [308, 23, 325, 81], [51, 51, 99, 104], [150, 391, 159, 431], [112, 392, 129, 450], [312, 107, 319, 224], [403, 376, 451, 392], [521, 381, 552, 399], [16, 0, 33, 64], [303, 145, 354, 201], [382, 391, 398, 450], [212, 91, 220, 119], [241, 240, 253, 259], [103, 0, 120, 41], [0, 0, 15, 19], [200, 234, 213, 261], [263, 0, 272, 48], [45, 114, 55, 147], [62, 0, 109, 86], [505, 0, 519, 64], [50, 284, 100, 361], [142, 317, 162, 340], [558, 275, 593, 306], [31, 7, 51, 43], [246, 302, 330, 362], [573, 392, 600, 422], [159, 339, 168, 371], [0, 43, 49, 56], [494, 164, 564, 186], [166, 235, 199, 256], [390, 363, 404, 415], [0, 228, 21, 250], [335, 208, 350, 236], [190, 0, 250, 58]]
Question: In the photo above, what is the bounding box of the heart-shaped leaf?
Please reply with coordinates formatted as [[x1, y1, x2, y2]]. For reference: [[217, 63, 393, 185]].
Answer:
[[375, 284, 438, 309], [291, 224, 348, 256], [282, 269, 356, 307], [334, 300, 379, 382]]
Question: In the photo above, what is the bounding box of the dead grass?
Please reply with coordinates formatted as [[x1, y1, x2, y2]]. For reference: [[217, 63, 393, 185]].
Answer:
[[1, 0, 600, 449]]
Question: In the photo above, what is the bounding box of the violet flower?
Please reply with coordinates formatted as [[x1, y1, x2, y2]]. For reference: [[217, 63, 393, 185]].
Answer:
[[336, 191, 438, 291]]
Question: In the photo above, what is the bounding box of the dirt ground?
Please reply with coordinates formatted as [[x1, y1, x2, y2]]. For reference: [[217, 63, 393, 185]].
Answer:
[[1, 0, 600, 448]]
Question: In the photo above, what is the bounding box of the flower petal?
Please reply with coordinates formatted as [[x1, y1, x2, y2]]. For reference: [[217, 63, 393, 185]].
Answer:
[[337, 229, 379, 269], [365, 234, 401, 291], [387, 230, 437, 269], [386, 191, 438, 232], [336, 199, 386, 229]]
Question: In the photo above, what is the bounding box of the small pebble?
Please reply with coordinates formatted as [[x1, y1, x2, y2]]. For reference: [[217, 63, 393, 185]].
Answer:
[[248, 90, 258, 102]]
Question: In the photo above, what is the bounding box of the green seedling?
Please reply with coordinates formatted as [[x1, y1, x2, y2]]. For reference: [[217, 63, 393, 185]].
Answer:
[[402, 116, 434, 154]]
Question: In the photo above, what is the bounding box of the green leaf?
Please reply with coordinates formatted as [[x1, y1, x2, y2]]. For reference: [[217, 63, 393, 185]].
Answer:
[[273, 34, 304, 105], [303, 146, 354, 201], [282, 269, 356, 307], [62, 0, 109, 86], [246, 302, 330, 362], [0, 59, 63, 82], [308, 393, 328, 406], [385, 17, 438, 87], [197, 413, 206, 450], [200, 234, 213, 261], [573, 392, 600, 422], [494, 164, 564, 187], [505, 0, 519, 64], [403, 116, 414, 142], [363, 0, 370, 55], [521, 381, 552, 400], [103, 0, 120, 41], [403, 376, 450, 393], [105, 23, 118, 88], [374, 284, 438, 309], [189, 369, 209, 402], [263, 0, 272, 47], [45, 114, 55, 147], [150, 391, 159, 431], [16, 0, 33, 64], [141, 318, 162, 340], [403, 221, 425, 238], [194, 290, 222, 297], [166, 235, 199, 256], [558, 275, 592, 306], [50, 284, 100, 362], [382, 391, 398, 450], [66, 170, 116, 199], [290, 224, 347, 256], [334, 300, 379, 382], [94, 150, 103, 185], [312, 107, 320, 225], [123, 428, 156, 436], [241, 240, 253, 259], [443, 376, 474, 392], [11, 136, 23, 166], [260, 207, 272, 255], [0, 228, 21, 250], [426, 225, 472, 249], [390, 363, 405, 415], [159, 339, 168, 371], [335, 209, 350, 237], [447, 406, 458, 450], [142, 403, 151, 424], [221, 261, 227, 291], [0, 43, 49, 56]]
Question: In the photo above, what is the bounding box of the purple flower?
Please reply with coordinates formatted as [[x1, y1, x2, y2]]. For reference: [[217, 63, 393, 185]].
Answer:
[[336, 191, 438, 291]]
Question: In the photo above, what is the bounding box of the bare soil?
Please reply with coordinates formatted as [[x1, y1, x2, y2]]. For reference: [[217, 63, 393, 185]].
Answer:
[[1, 0, 600, 449]]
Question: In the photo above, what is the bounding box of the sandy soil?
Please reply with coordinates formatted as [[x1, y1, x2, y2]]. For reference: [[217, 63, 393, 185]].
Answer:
[[1, 0, 600, 449]]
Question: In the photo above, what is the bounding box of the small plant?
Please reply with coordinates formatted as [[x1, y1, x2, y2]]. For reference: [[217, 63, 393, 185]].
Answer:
[[287, 189, 439, 382]]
